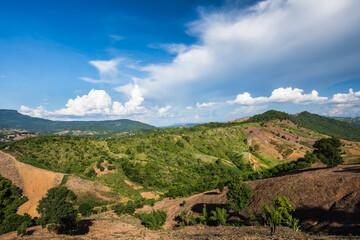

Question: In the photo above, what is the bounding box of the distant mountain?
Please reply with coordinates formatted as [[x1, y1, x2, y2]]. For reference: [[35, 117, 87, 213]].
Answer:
[[161, 123, 201, 129], [336, 117, 360, 127], [0, 109, 156, 133], [246, 110, 360, 142]]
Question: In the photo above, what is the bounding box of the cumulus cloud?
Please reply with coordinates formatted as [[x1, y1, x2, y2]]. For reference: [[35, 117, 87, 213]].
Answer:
[[331, 88, 360, 103], [196, 101, 216, 108], [158, 105, 172, 117], [227, 92, 267, 105], [128, 0, 360, 101], [228, 87, 328, 105], [80, 58, 123, 84], [326, 103, 360, 117], [20, 87, 146, 118]]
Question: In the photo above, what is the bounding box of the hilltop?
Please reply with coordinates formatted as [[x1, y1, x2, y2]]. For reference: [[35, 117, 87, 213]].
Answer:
[[0, 109, 156, 135]]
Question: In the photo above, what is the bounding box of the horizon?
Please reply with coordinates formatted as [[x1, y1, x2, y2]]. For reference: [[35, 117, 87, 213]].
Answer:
[[1, 108, 359, 128], [1, 0, 360, 126]]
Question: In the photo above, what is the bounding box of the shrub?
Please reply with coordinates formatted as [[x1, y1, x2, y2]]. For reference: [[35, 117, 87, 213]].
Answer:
[[313, 137, 343, 167], [179, 210, 188, 225], [36, 186, 77, 233], [198, 204, 208, 225], [17, 221, 28, 236], [136, 210, 167, 230], [262, 196, 299, 235], [85, 169, 96, 178], [78, 202, 93, 217], [226, 180, 252, 214], [210, 208, 228, 226], [217, 182, 224, 193]]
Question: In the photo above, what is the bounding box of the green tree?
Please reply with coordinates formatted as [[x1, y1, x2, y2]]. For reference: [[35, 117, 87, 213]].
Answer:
[[263, 196, 299, 235], [263, 204, 281, 235], [313, 137, 343, 167], [210, 208, 228, 226], [37, 186, 77, 233], [226, 180, 252, 214], [78, 202, 93, 217], [198, 204, 208, 225]]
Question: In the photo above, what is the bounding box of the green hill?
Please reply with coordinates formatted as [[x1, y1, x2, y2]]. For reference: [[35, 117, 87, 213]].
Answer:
[[0, 109, 156, 134], [336, 117, 360, 127], [246, 110, 360, 142], [295, 111, 360, 141]]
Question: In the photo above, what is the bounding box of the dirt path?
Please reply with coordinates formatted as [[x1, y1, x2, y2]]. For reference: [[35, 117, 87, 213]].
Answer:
[[0, 151, 64, 217]]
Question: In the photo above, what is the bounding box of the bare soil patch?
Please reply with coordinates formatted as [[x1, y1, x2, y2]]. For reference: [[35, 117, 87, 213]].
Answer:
[[0, 151, 63, 217], [65, 175, 120, 202]]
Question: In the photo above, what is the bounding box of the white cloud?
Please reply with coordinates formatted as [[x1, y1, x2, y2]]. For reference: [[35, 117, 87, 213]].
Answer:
[[112, 85, 146, 115], [89, 59, 121, 76], [109, 34, 124, 41], [80, 58, 123, 84], [227, 92, 267, 105], [20, 105, 50, 118], [228, 87, 327, 105], [149, 43, 189, 54], [196, 101, 216, 108], [130, 0, 360, 101], [158, 105, 172, 117], [186, 106, 193, 110], [0, 75, 6, 79], [326, 103, 360, 117], [331, 88, 360, 103], [20, 87, 146, 118], [268, 88, 328, 104], [79, 77, 113, 84], [54, 89, 112, 116], [194, 115, 200, 120]]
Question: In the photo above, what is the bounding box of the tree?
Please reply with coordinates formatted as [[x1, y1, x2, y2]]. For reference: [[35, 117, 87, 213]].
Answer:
[[210, 208, 228, 226], [313, 137, 343, 168], [226, 180, 252, 214], [37, 186, 77, 233], [263, 196, 299, 235], [78, 202, 92, 217]]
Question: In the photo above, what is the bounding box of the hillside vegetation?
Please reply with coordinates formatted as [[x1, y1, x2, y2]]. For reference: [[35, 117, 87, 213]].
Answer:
[[336, 117, 360, 127], [2, 110, 360, 200], [0, 109, 155, 134], [247, 110, 360, 141]]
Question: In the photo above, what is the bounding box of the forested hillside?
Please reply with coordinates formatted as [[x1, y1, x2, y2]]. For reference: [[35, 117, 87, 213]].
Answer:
[[336, 117, 360, 127], [0, 109, 155, 134], [246, 110, 360, 141]]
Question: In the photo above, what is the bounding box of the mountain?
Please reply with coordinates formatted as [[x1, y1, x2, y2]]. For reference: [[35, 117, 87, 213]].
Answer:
[[0, 109, 156, 133], [246, 110, 360, 142], [1, 109, 360, 237], [336, 117, 360, 127]]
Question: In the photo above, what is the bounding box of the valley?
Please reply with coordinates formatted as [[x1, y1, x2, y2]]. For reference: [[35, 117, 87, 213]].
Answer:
[[0, 110, 360, 239]]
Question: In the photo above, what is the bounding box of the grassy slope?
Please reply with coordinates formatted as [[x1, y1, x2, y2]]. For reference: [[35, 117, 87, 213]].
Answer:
[[2, 110, 359, 199]]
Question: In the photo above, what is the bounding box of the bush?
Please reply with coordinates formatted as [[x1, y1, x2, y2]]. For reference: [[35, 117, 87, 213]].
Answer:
[[226, 180, 252, 214], [85, 168, 97, 178], [36, 186, 77, 233], [198, 204, 208, 225], [136, 210, 167, 230], [313, 137, 343, 167], [17, 221, 28, 236], [78, 202, 93, 217], [210, 208, 228, 226], [262, 196, 299, 235]]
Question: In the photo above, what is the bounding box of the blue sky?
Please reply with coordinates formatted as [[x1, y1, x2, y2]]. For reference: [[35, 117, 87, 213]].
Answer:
[[1, 0, 360, 126]]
